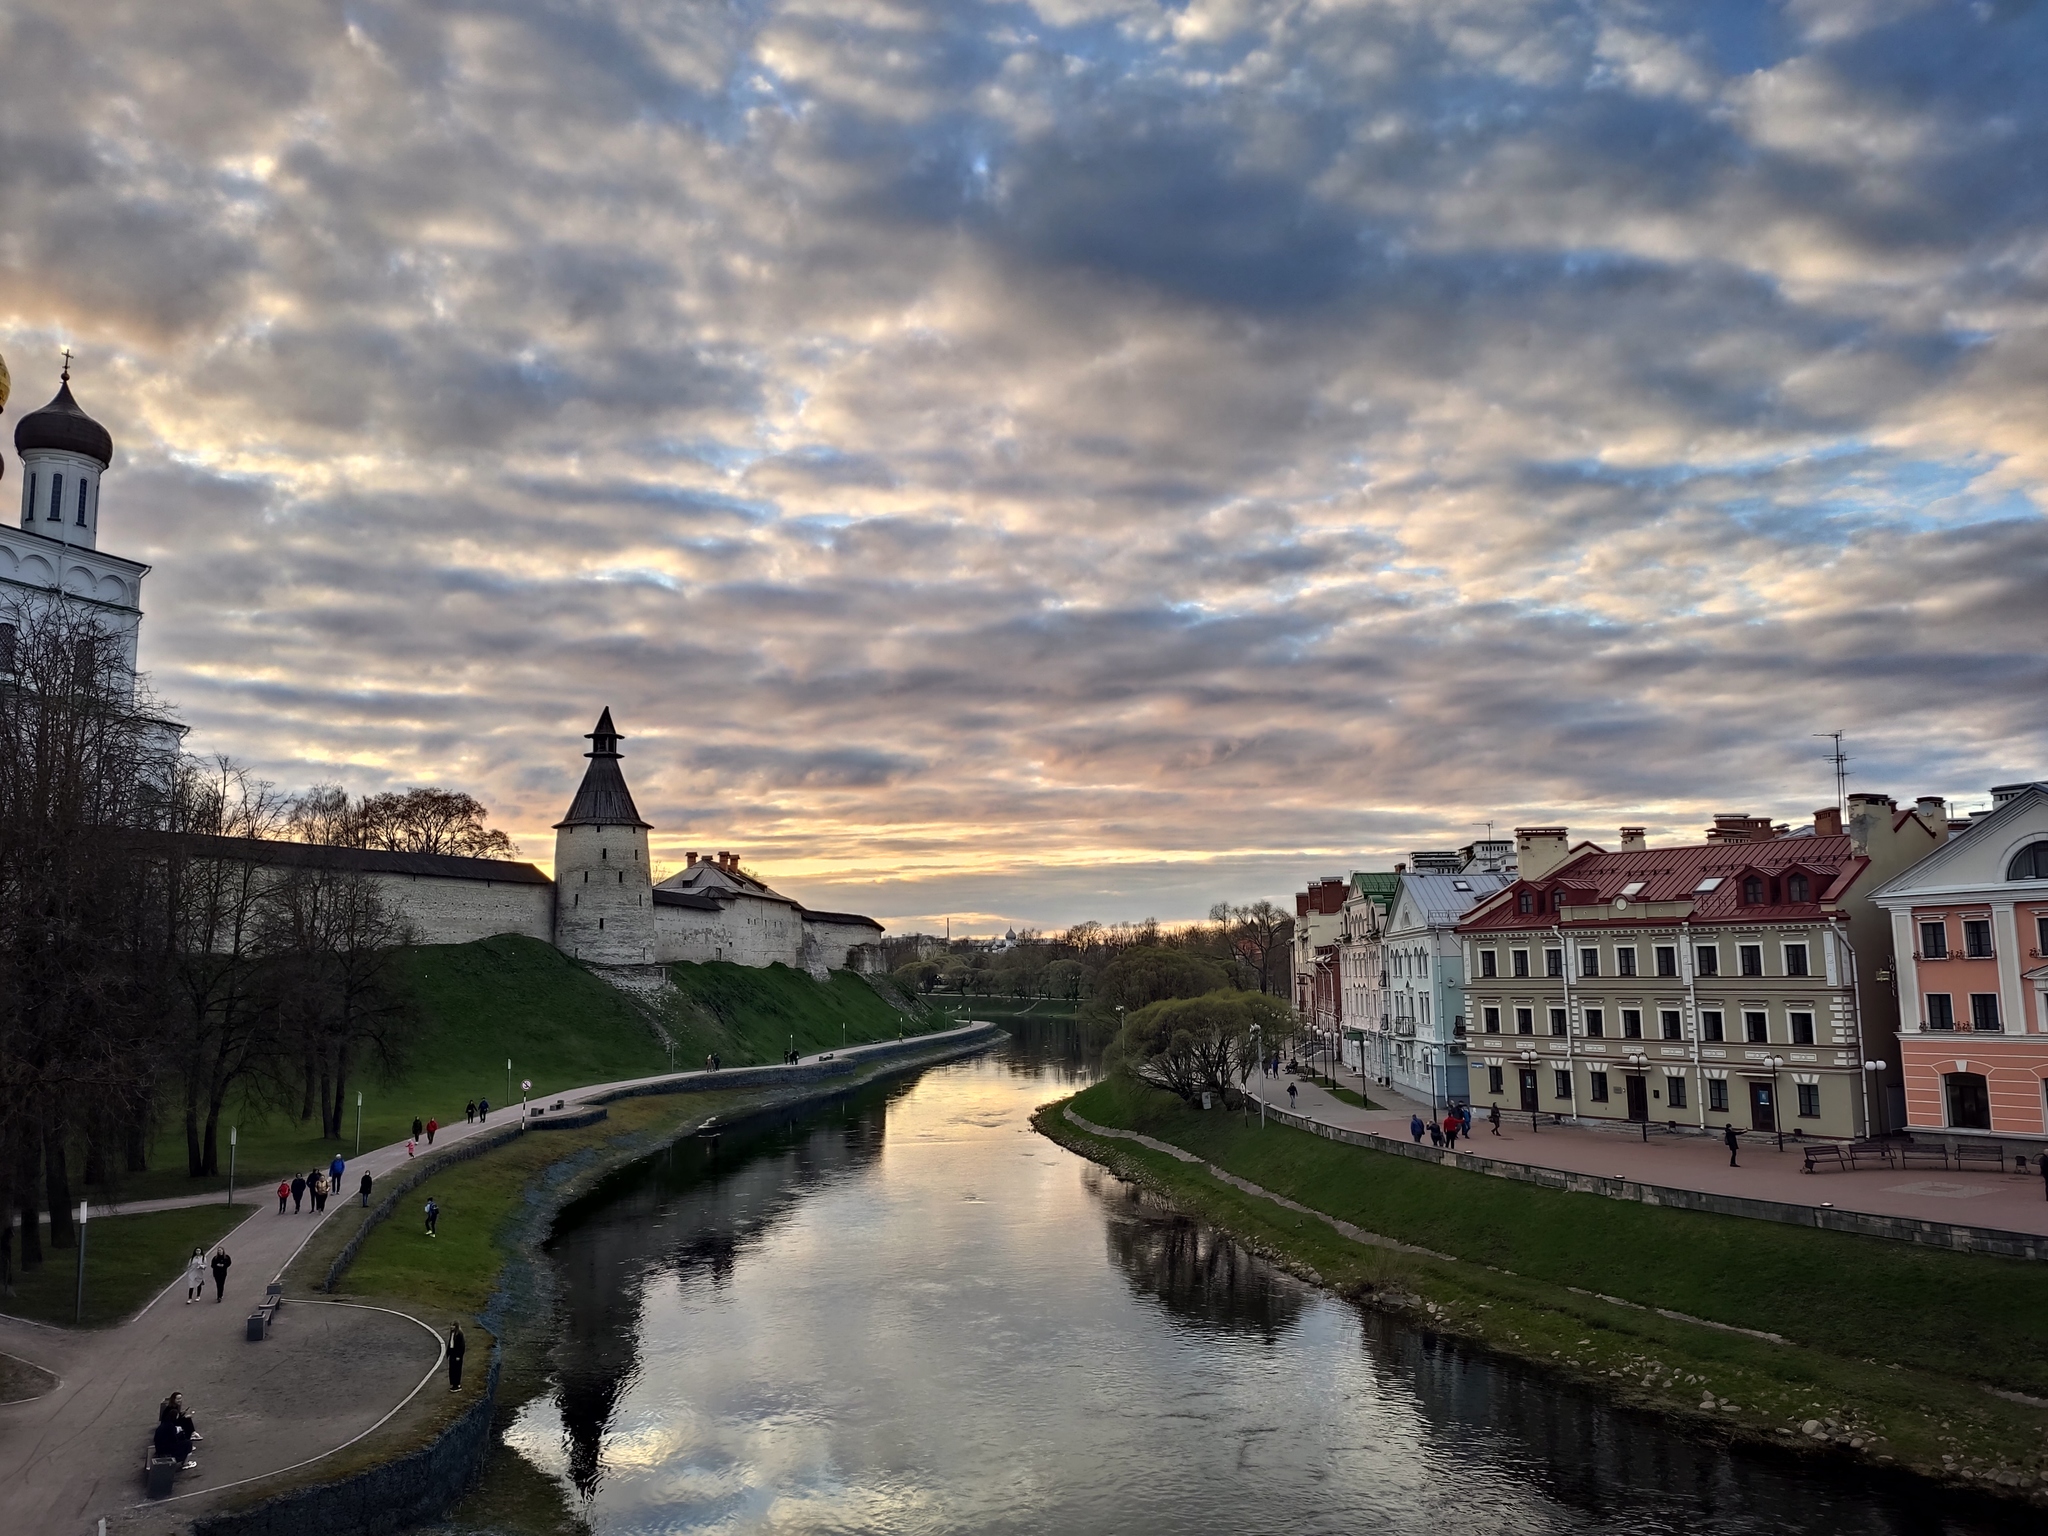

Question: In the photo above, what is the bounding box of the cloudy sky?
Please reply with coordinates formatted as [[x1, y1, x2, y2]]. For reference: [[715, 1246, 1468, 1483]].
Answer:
[[4, 0, 2046, 932]]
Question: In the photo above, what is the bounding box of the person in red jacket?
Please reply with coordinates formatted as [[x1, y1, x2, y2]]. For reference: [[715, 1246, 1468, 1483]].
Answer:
[[1442, 1111, 1461, 1149], [426, 1117, 438, 1146]]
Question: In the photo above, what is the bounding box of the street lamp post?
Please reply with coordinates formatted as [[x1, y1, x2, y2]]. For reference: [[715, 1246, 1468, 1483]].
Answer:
[[354, 1092, 363, 1156], [1863, 1060, 1889, 1138], [1519, 1048, 1540, 1131], [1624, 1052, 1649, 1140], [227, 1126, 237, 1207], [1764, 1055, 1785, 1148], [521, 1078, 533, 1130], [506, 1058, 512, 1113], [74, 1199, 88, 1324], [1423, 1045, 1437, 1120]]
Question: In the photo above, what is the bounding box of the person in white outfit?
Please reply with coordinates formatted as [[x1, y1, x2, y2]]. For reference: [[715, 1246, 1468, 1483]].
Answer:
[[184, 1247, 206, 1304]]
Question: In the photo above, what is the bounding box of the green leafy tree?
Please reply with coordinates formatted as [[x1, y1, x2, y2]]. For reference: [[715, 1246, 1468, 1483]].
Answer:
[[1107, 990, 1293, 1109]]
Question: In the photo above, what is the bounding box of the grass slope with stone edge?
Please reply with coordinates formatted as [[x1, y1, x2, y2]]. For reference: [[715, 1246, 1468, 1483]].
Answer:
[[656, 959, 937, 1064], [1041, 1074, 2048, 1499], [2, 1203, 251, 1327]]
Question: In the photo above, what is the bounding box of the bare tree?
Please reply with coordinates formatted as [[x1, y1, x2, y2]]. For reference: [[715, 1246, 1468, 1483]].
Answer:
[[1212, 900, 1295, 996]]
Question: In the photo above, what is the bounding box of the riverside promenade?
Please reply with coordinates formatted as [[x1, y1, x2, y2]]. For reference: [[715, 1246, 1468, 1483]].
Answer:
[[0, 1022, 999, 1536], [1250, 1072, 2048, 1241]]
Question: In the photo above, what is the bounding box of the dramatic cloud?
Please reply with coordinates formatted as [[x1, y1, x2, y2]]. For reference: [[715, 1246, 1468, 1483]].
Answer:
[[4, 0, 2045, 929]]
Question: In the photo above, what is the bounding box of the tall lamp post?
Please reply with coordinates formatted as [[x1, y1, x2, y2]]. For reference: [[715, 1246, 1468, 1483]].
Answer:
[[506, 1058, 512, 1114], [1423, 1045, 1437, 1120], [1519, 1048, 1540, 1130], [355, 1091, 363, 1156], [1863, 1060, 1889, 1138], [226, 1126, 237, 1208], [1763, 1054, 1785, 1147], [74, 1199, 89, 1324]]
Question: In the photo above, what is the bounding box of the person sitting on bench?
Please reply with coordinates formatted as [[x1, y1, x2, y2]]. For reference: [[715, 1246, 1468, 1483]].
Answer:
[[155, 1393, 200, 1469]]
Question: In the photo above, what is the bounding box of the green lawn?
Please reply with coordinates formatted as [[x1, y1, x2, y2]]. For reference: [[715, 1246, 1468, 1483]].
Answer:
[[130, 935, 673, 1201], [2, 1204, 250, 1327], [659, 961, 930, 1064], [1071, 1076, 2048, 1395]]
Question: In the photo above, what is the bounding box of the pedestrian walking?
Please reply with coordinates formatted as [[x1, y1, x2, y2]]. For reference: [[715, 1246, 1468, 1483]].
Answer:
[[1489, 1104, 1502, 1137], [1286, 1082, 1298, 1110], [448, 1323, 466, 1390], [1459, 1103, 1473, 1137], [360, 1172, 374, 1207], [290, 1173, 306, 1213], [465, 1100, 477, 1124], [276, 1180, 291, 1214], [426, 1117, 438, 1146], [1443, 1112, 1460, 1149], [1410, 1114, 1425, 1143], [478, 1097, 489, 1121], [330, 1153, 345, 1188], [210, 1247, 232, 1302], [1724, 1124, 1741, 1167], [1428, 1120, 1444, 1148], [424, 1197, 440, 1237], [185, 1247, 206, 1303], [407, 1136, 416, 1158], [311, 1171, 329, 1213]]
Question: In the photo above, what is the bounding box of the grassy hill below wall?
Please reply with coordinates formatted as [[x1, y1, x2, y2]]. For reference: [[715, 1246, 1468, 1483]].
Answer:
[[659, 961, 932, 1065], [136, 935, 672, 1198]]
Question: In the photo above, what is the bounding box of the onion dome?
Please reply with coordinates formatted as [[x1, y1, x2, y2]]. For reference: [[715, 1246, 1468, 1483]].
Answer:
[[15, 369, 113, 467]]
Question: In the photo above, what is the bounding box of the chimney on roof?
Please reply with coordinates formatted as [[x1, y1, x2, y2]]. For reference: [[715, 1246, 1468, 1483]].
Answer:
[[1515, 827, 1571, 880], [1705, 814, 1777, 843], [1618, 827, 1647, 852], [1394, 862, 1406, 874], [1814, 807, 1841, 837], [717, 850, 733, 869], [686, 851, 698, 865], [1914, 797, 1949, 846]]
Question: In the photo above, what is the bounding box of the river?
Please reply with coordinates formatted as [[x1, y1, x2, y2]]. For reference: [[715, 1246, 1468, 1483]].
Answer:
[[504, 1022, 1993, 1534]]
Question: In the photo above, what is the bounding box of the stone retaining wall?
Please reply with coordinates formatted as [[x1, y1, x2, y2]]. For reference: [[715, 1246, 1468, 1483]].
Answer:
[[190, 1352, 500, 1536], [1256, 1102, 2046, 1260]]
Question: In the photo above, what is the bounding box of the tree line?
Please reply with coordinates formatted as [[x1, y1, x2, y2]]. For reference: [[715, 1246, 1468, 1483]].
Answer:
[[0, 600, 512, 1287]]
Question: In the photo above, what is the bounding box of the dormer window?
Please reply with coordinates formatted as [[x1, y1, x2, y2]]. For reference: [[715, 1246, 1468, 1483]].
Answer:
[[1787, 874, 1809, 903], [1742, 876, 1764, 905], [1517, 891, 1534, 915]]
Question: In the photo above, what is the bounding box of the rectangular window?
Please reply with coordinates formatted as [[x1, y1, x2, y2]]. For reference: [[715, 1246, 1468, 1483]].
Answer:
[[1616, 946, 1637, 977], [1708, 1080, 1729, 1112], [1654, 945, 1678, 977], [1695, 945, 1719, 977], [1588, 1071, 1609, 1103], [76, 477, 89, 526], [1584, 1008, 1605, 1038], [1515, 1007, 1534, 1035], [1797, 1083, 1820, 1118], [48, 473, 63, 521], [1744, 1010, 1769, 1043], [1545, 948, 1564, 978], [1511, 949, 1529, 978], [1549, 1007, 1568, 1036], [1554, 1069, 1573, 1100], [1482, 1006, 1501, 1034], [1920, 920, 1948, 959], [1926, 993, 1954, 1030], [1579, 947, 1601, 978], [1486, 1065, 1504, 1095], [1739, 944, 1764, 977], [2037, 916, 2048, 956], [1667, 1075, 1687, 1109], [1964, 920, 1993, 959], [1479, 949, 1497, 978], [1789, 1011, 1814, 1046], [1621, 1009, 1643, 1040], [1659, 1009, 1682, 1041], [23, 472, 34, 524], [1971, 993, 2002, 1032], [1783, 943, 1809, 977], [1701, 1009, 1725, 1042]]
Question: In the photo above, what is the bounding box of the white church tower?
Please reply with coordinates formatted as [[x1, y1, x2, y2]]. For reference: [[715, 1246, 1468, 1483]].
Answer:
[[3, 357, 155, 683], [552, 708, 657, 965]]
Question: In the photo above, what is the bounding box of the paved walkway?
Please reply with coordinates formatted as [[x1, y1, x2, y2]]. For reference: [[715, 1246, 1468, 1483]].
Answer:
[[0, 1022, 997, 1535], [1251, 1071, 2048, 1239]]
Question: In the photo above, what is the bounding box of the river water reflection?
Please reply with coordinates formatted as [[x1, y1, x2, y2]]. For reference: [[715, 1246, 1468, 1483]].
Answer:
[[508, 1023, 1992, 1535]]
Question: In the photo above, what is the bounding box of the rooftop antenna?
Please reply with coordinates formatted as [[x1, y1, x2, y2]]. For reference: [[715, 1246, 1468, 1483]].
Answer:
[[1815, 731, 1850, 815]]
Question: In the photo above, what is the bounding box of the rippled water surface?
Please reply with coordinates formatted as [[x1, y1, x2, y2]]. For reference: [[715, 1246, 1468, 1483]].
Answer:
[[507, 1023, 1994, 1535]]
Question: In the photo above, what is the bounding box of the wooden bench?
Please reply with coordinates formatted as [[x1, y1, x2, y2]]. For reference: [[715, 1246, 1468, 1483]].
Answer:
[[1801, 1144, 1848, 1174], [245, 1283, 283, 1342], [1951, 1142, 2006, 1173], [1802, 1141, 1896, 1173], [1895, 1142, 1953, 1170]]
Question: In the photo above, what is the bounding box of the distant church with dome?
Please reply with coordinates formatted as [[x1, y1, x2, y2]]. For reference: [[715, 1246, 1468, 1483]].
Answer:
[[2, 357, 882, 977]]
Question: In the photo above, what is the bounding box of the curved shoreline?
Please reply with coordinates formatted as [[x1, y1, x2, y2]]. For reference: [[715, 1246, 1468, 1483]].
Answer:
[[222, 1024, 1006, 1536], [1032, 1091, 2046, 1512]]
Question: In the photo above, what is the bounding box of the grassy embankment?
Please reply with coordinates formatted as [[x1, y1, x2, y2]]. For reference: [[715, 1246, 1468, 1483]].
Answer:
[[3, 1204, 249, 1327], [1043, 1075, 2048, 1499], [125, 938, 927, 1203]]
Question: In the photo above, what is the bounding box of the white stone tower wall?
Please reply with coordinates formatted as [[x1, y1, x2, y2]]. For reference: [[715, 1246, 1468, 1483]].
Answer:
[[552, 821, 657, 964]]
